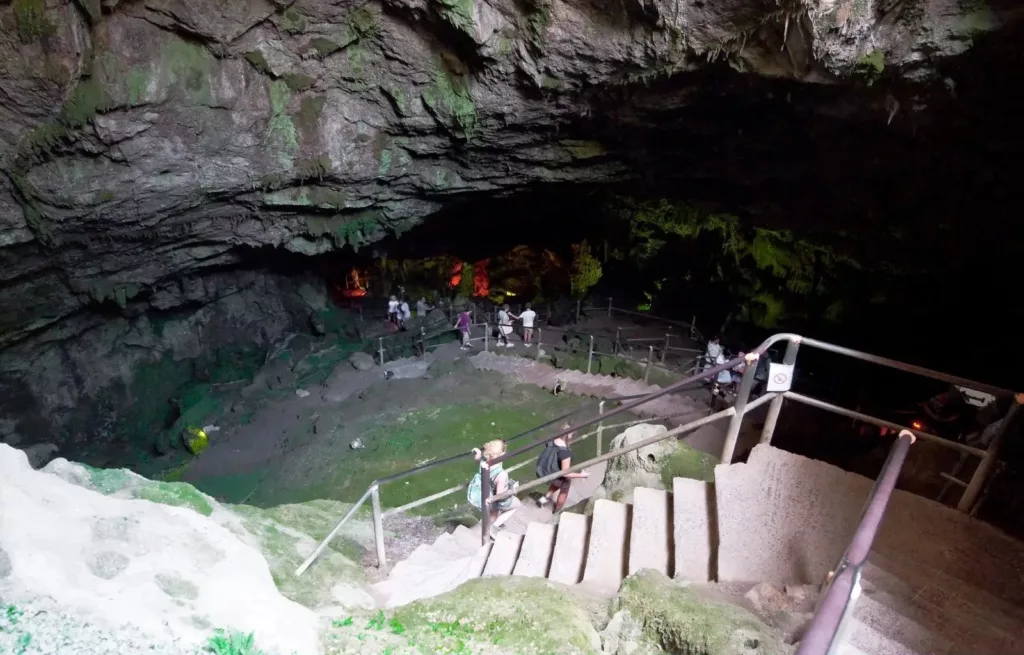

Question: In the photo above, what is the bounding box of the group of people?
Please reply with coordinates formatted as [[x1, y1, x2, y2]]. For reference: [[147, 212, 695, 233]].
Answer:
[[469, 423, 588, 539], [386, 295, 435, 330], [702, 335, 772, 403], [496, 303, 537, 348]]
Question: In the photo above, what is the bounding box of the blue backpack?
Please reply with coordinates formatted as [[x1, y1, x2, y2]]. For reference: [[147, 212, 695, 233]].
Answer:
[[466, 464, 504, 508]]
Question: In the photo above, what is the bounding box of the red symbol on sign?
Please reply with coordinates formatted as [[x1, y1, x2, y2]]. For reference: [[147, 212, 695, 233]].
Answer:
[[773, 373, 789, 385]]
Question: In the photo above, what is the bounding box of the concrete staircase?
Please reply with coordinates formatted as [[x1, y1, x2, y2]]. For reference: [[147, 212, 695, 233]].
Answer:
[[370, 445, 1024, 655]]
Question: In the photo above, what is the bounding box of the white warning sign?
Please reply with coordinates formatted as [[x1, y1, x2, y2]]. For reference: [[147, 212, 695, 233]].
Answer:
[[766, 363, 794, 392]]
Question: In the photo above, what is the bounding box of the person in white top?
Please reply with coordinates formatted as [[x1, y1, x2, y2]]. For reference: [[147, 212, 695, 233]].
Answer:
[[387, 295, 399, 327], [703, 336, 722, 372], [497, 304, 514, 347], [514, 303, 537, 346], [399, 300, 411, 328], [416, 297, 431, 317]]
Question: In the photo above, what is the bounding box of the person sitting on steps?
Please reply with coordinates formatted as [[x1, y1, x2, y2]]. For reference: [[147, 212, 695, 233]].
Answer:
[[471, 440, 520, 539], [535, 424, 589, 512]]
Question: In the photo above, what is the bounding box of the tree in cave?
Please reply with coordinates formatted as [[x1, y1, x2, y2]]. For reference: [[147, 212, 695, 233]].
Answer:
[[570, 240, 602, 300]]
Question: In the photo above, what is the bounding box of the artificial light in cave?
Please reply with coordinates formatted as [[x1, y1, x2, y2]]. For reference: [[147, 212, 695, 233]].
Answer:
[[473, 260, 490, 297], [450, 260, 464, 288], [341, 267, 367, 297]]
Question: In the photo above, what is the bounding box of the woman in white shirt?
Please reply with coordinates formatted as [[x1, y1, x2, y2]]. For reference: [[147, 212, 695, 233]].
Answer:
[[387, 295, 399, 327]]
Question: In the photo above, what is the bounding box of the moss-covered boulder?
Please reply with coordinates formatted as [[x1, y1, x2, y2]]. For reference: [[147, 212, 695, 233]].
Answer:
[[603, 424, 718, 503], [231, 501, 373, 611], [617, 571, 791, 655]]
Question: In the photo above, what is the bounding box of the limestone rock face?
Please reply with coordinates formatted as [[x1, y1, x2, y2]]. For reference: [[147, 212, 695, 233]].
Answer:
[[0, 444, 323, 655], [349, 350, 376, 371]]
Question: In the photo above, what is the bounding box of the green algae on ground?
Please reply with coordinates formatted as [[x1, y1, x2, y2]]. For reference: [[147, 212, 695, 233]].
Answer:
[[262, 389, 586, 510], [617, 570, 790, 655], [660, 444, 718, 486]]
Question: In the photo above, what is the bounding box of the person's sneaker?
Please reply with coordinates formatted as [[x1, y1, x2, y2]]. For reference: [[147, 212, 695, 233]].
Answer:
[[506, 343, 515, 348], [536, 496, 550, 507]]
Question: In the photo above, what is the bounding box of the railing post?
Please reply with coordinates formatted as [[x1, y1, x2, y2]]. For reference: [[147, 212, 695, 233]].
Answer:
[[484, 322, 489, 351], [371, 485, 387, 568], [644, 345, 654, 384], [607, 297, 612, 317], [615, 327, 621, 355], [760, 337, 801, 445], [958, 394, 1022, 512], [576, 300, 581, 322], [536, 328, 543, 361], [420, 326, 426, 356], [721, 353, 760, 464], [479, 462, 491, 546], [690, 315, 696, 339], [596, 400, 605, 456], [662, 334, 670, 364], [378, 337, 385, 365], [587, 335, 594, 374]]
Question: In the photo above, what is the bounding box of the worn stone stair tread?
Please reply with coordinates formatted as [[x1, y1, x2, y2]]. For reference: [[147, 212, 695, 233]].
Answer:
[[452, 525, 486, 551], [851, 596, 949, 655], [512, 523, 556, 578], [582, 499, 630, 591], [548, 513, 590, 585], [859, 582, 1022, 654], [628, 487, 671, 577], [373, 551, 481, 608], [673, 477, 714, 582], [466, 540, 493, 579], [482, 531, 523, 576]]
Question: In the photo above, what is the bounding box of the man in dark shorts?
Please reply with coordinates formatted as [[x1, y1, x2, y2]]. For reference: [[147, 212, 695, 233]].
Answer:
[[536, 424, 589, 512]]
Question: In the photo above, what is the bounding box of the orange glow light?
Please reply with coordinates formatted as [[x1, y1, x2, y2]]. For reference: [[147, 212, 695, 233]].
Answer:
[[911, 421, 922, 430]]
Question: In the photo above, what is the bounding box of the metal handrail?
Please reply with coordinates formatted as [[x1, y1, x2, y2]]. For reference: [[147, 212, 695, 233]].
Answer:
[[795, 431, 915, 655]]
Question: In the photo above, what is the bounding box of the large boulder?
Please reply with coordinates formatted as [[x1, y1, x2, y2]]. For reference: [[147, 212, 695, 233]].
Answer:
[[0, 444, 321, 655], [603, 423, 674, 503], [616, 570, 791, 655], [348, 350, 376, 371]]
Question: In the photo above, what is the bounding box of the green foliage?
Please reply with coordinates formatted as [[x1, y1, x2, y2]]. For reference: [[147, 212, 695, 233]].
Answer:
[[12, 0, 53, 42], [281, 72, 316, 92], [206, 630, 263, 655], [434, 0, 476, 33], [859, 49, 885, 74], [569, 240, 602, 299], [19, 79, 114, 157], [421, 69, 477, 139], [244, 50, 271, 74]]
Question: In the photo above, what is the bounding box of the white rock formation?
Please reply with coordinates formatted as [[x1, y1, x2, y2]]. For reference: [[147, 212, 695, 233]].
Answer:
[[0, 444, 321, 655]]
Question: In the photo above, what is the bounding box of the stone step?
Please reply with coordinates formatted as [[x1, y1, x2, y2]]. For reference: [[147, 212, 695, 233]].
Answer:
[[548, 513, 590, 585], [466, 540, 493, 579], [513, 523, 556, 578], [673, 477, 714, 582], [482, 531, 523, 576], [627, 487, 672, 577], [582, 499, 630, 591], [850, 596, 949, 655]]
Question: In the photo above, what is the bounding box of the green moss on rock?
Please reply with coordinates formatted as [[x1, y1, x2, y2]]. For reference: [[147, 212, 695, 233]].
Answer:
[[660, 445, 718, 486], [310, 37, 342, 58], [12, 0, 54, 42], [231, 501, 368, 609], [391, 577, 602, 654], [136, 480, 214, 516], [244, 50, 271, 74], [618, 571, 790, 655], [282, 73, 316, 92]]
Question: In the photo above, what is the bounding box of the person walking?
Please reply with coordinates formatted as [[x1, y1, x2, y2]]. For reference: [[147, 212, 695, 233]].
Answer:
[[535, 424, 589, 512], [497, 304, 514, 348], [469, 440, 521, 538], [387, 295, 400, 328], [399, 299, 411, 329], [454, 310, 472, 349]]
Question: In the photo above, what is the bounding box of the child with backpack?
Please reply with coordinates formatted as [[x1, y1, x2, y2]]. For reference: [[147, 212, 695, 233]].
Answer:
[[535, 424, 589, 512], [467, 440, 520, 538]]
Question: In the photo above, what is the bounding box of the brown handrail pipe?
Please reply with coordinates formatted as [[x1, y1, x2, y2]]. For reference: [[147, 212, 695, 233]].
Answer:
[[794, 430, 915, 655]]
